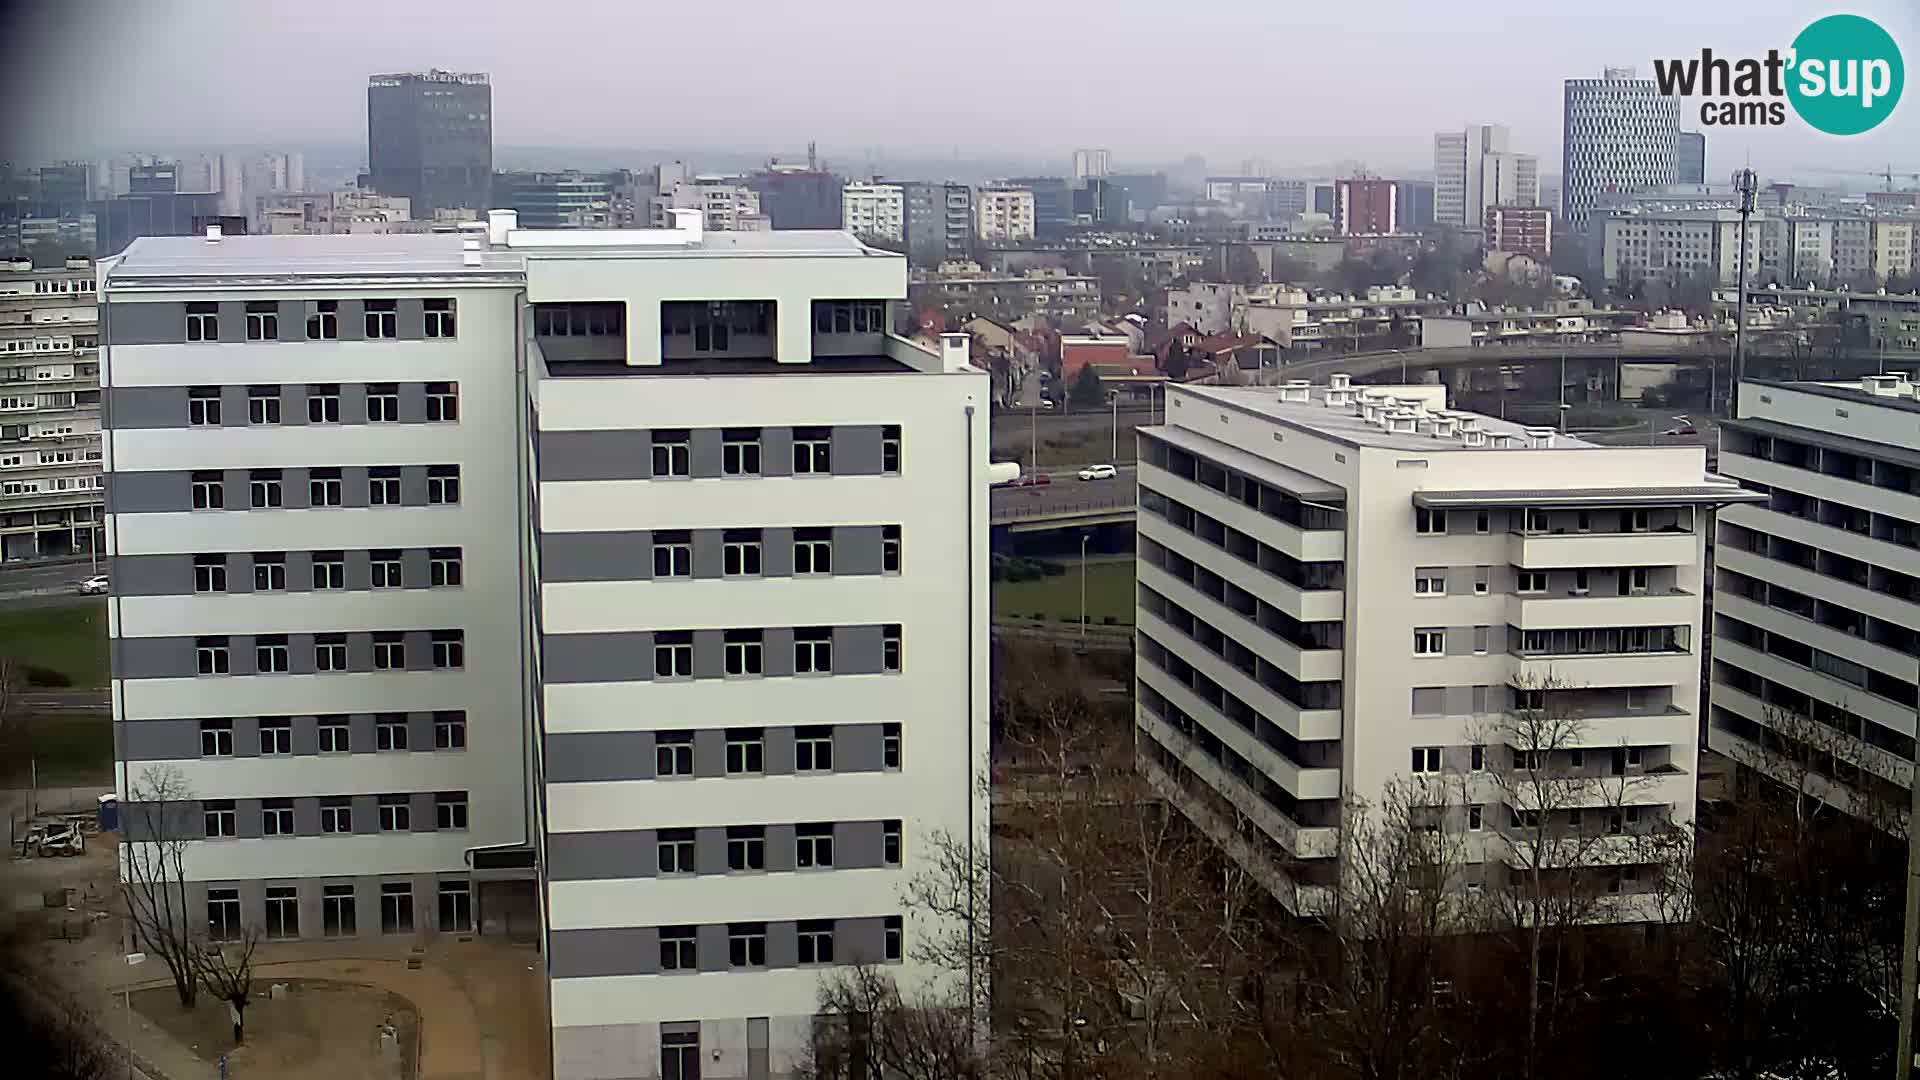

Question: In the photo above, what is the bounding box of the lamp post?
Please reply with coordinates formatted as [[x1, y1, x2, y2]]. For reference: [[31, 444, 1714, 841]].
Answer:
[[1110, 391, 1119, 463], [124, 951, 146, 1080], [1079, 532, 1090, 645]]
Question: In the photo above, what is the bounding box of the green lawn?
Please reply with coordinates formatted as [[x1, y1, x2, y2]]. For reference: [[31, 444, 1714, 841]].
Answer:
[[0, 599, 109, 689], [992, 558, 1136, 625], [3, 713, 113, 786]]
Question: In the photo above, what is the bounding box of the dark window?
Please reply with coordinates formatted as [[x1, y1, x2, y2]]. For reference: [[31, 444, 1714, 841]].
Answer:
[[796, 823, 834, 868], [793, 427, 831, 474], [724, 629, 763, 677], [199, 718, 233, 757], [256, 634, 291, 674], [369, 466, 401, 505], [653, 531, 692, 578], [247, 385, 280, 424], [883, 819, 902, 865], [655, 732, 694, 777], [797, 920, 835, 964], [660, 926, 696, 970], [882, 425, 901, 474], [794, 528, 833, 575], [426, 381, 458, 421], [367, 383, 400, 422], [795, 627, 833, 674], [795, 726, 833, 772], [424, 298, 456, 338], [185, 302, 218, 342], [193, 553, 227, 593], [248, 469, 283, 508], [434, 711, 467, 750], [306, 300, 338, 340], [723, 529, 762, 577], [427, 465, 460, 504], [726, 728, 764, 775], [883, 624, 902, 673], [882, 526, 901, 573], [311, 550, 345, 589], [191, 471, 224, 509], [376, 713, 408, 750], [252, 552, 286, 591], [432, 630, 465, 669], [722, 429, 761, 476], [651, 431, 690, 477], [245, 301, 278, 341], [726, 826, 766, 871], [307, 383, 340, 423], [187, 386, 221, 426], [654, 631, 693, 678], [728, 923, 768, 968], [430, 548, 463, 587], [658, 829, 695, 874], [365, 299, 398, 338], [309, 467, 343, 507], [882, 723, 902, 769]]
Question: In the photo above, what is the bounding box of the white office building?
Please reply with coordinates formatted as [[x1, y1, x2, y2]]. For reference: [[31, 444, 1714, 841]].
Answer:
[[841, 183, 906, 244], [1135, 378, 1757, 917], [105, 212, 991, 1079], [1562, 68, 1680, 231], [1433, 124, 1539, 231], [1711, 376, 1920, 821], [974, 186, 1036, 244], [1073, 149, 1111, 181], [651, 176, 769, 233], [1, 255, 103, 562]]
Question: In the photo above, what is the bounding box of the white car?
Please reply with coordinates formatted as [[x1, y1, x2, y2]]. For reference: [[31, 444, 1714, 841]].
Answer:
[[1077, 464, 1118, 481], [76, 574, 109, 595]]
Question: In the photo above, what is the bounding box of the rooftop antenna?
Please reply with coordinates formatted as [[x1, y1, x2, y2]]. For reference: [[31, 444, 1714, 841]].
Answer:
[[808, 141, 818, 171], [1732, 165, 1757, 418]]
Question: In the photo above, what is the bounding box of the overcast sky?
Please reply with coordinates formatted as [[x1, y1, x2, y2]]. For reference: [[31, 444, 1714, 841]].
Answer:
[[2, 0, 1915, 180]]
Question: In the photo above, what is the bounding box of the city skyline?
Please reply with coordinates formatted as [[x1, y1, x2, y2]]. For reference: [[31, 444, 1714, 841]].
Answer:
[[2, 0, 1914, 179]]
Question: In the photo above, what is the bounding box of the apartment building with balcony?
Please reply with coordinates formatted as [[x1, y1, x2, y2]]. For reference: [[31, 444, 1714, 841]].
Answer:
[[1711, 376, 1920, 820], [1, 255, 103, 561], [1135, 376, 1758, 916], [103, 212, 990, 1080]]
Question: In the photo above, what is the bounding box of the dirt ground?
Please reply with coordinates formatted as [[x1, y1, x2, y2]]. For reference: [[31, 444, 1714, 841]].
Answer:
[[135, 978, 419, 1080]]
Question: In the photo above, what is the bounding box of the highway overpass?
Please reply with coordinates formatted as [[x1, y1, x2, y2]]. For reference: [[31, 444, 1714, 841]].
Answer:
[[991, 469, 1136, 532]]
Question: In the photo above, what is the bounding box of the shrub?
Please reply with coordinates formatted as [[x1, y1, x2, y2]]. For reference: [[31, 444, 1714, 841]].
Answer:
[[22, 665, 71, 688]]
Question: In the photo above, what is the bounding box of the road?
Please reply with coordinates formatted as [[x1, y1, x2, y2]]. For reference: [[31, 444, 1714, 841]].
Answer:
[[0, 558, 100, 603], [991, 466, 1137, 522]]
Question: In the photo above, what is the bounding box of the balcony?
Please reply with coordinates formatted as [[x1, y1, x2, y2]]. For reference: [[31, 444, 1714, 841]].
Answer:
[[1138, 513, 1343, 623], [1137, 750, 1334, 917], [1508, 529, 1697, 569], [1136, 706, 1339, 858], [1140, 462, 1344, 563], [1506, 590, 1697, 630], [1139, 560, 1342, 683], [1137, 659, 1342, 796], [1511, 649, 1698, 690]]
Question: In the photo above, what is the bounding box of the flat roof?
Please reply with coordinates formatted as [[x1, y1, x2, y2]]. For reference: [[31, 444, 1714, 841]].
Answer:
[[1141, 426, 1343, 502], [1413, 485, 1764, 508], [1747, 377, 1920, 415], [1182, 384, 1604, 453], [543, 355, 915, 378]]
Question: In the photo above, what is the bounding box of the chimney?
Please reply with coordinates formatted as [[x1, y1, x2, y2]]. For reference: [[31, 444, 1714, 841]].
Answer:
[[486, 209, 518, 247], [939, 332, 971, 372], [462, 237, 482, 267], [670, 207, 705, 242], [205, 223, 222, 243]]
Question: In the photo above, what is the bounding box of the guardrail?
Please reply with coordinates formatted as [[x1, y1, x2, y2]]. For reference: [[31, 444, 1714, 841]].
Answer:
[[990, 494, 1137, 521]]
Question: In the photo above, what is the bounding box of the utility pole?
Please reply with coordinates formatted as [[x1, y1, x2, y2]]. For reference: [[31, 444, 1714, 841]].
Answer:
[[1732, 167, 1757, 418], [1110, 391, 1119, 462], [1900, 692, 1920, 1080]]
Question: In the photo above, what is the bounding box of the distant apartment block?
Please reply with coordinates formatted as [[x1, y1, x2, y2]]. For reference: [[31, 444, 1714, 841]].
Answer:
[[901, 182, 973, 269], [365, 70, 493, 218], [652, 176, 768, 232], [496, 171, 613, 229], [1073, 149, 1112, 180], [1485, 205, 1553, 259], [1, 256, 101, 561], [1563, 68, 1679, 231], [842, 183, 906, 244], [1434, 124, 1540, 231], [748, 166, 844, 230], [975, 187, 1037, 245], [1677, 132, 1707, 186], [1335, 178, 1399, 236], [910, 264, 1098, 322]]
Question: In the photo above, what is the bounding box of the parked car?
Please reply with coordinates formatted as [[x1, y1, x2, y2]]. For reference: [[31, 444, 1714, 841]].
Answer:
[[1077, 464, 1119, 481], [76, 574, 109, 595], [1663, 425, 1698, 436]]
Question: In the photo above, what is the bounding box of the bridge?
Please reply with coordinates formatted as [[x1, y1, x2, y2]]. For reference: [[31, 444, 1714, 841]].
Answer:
[[991, 470, 1136, 532], [1271, 339, 1920, 383]]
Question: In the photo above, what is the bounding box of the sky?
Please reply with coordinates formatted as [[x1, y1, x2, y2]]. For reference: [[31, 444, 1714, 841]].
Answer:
[[2, 0, 1917, 182]]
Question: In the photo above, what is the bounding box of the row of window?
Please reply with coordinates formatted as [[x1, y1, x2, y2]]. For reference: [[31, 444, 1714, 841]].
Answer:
[[184, 299, 456, 342], [186, 382, 458, 426], [1407, 745, 1649, 777], [1410, 625, 1681, 657], [189, 465, 461, 509], [200, 791, 467, 838], [2, 475, 102, 496], [198, 713, 466, 757], [1412, 566, 1655, 597], [1414, 506, 1672, 536], [206, 879, 470, 942], [193, 631, 464, 675], [650, 626, 901, 679], [192, 548, 462, 592], [0, 446, 101, 468], [647, 426, 900, 478], [649, 820, 903, 875], [655, 917, 903, 972], [652, 723, 903, 777], [0, 390, 97, 411], [649, 528, 899, 578]]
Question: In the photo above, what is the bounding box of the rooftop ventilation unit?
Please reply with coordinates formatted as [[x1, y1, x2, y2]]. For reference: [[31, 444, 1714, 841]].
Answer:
[[1387, 411, 1418, 434], [1863, 373, 1908, 396], [1328, 372, 1352, 391], [1432, 417, 1457, 438], [1462, 429, 1488, 447], [1279, 380, 1311, 403], [1523, 426, 1556, 449], [1489, 432, 1517, 448]]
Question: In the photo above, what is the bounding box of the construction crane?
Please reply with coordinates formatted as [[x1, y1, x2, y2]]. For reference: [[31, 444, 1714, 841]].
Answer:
[[1789, 164, 1920, 191]]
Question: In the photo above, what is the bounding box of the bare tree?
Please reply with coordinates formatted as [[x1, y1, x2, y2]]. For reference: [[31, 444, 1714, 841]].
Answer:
[[198, 925, 261, 1043], [1722, 702, 1909, 836], [801, 965, 982, 1080], [121, 764, 202, 1007]]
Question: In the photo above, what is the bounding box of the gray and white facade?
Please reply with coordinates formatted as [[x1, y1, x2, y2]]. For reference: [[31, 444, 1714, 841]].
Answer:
[[104, 215, 991, 1079], [2, 255, 103, 562], [1562, 67, 1680, 232]]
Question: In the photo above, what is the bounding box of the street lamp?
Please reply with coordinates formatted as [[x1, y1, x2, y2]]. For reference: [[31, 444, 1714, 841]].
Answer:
[[1110, 391, 1119, 463], [1079, 533, 1091, 645], [124, 951, 146, 1080]]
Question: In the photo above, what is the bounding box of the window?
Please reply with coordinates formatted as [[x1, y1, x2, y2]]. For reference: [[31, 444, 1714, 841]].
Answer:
[[259, 716, 292, 754], [727, 729, 765, 775], [366, 383, 400, 422], [729, 923, 768, 968], [323, 884, 356, 936], [1629, 509, 1650, 533], [370, 549, 403, 588], [1471, 744, 1485, 771], [1473, 626, 1490, 655], [307, 384, 340, 423], [318, 715, 349, 752], [430, 548, 463, 587], [658, 829, 696, 874], [723, 530, 762, 577], [793, 528, 833, 575], [426, 381, 458, 421], [660, 927, 697, 971], [196, 636, 230, 675], [651, 430, 690, 477], [1524, 508, 1550, 534], [424, 298, 456, 338], [204, 799, 237, 838], [435, 792, 468, 830], [1475, 510, 1490, 534], [796, 823, 835, 868], [433, 711, 467, 750], [192, 471, 224, 509], [380, 883, 414, 934], [882, 425, 901, 474], [719, 629, 763, 677], [882, 723, 903, 770], [727, 826, 766, 871], [262, 798, 295, 836], [1514, 749, 1545, 771], [193, 554, 227, 593], [1469, 805, 1484, 831], [882, 525, 901, 573], [654, 631, 693, 678], [247, 385, 280, 424], [1416, 507, 1447, 535], [249, 469, 283, 509], [312, 551, 345, 590], [1625, 687, 1650, 712], [364, 299, 397, 338], [373, 632, 405, 670], [1414, 570, 1445, 596], [306, 300, 338, 340], [722, 429, 761, 476], [883, 624, 902, 673], [309, 467, 343, 507], [1410, 747, 1442, 774], [1572, 569, 1590, 596], [1413, 628, 1445, 656], [432, 630, 465, 670], [252, 552, 286, 592], [207, 889, 241, 941], [200, 718, 233, 757], [1517, 571, 1548, 594], [793, 427, 832, 474], [427, 465, 460, 504], [369, 467, 401, 505], [376, 713, 408, 751], [1474, 566, 1490, 595], [814, 300, 886, 334], [796, 727, 833, 772], [185, 302, 218, 342], [378, 795, 411, 831], [795, 628, 833, 674], [884, 915, 903, 962], [797, 920, 835, 965], [661, 1030, 699, 1080], [653, 531, 691, 578], [1625, 567, 1649, 595]]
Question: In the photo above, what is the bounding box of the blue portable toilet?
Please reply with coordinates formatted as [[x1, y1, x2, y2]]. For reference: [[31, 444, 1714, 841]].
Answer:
[[97, 793, 119, 833]]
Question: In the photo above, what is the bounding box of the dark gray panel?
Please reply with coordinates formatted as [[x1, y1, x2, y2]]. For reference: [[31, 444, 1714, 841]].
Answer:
[[106, 471, 187, 514], [351, 795, 380, 834], [106, 302, 186, 345], [280, 468, 311, 510], [290, 715, 320, 755], [227, 552, 254, 594], [550, 927, 657, 979], [838, 916, 888, 965], [691, 530, 722, 580], [833, 426, 884, 476], [696, 924, 728, 973], [107, 387, 189, 429], [398, 382, 428, 423], [402, 549, 431, 590], [691, 630, 724, 680], [120, 800, 199, 842], [341, 468, 369, 508], [344, 550, 371, 591], [277, 301, 304, 342], [219, 385, 248, 427], [222, 470, 250, 511], [694, 826, 725, 873], [281, 383, 308, 426], [112, 554, 188, 596], [1443, 686, 1475, 716], [335, 300, 365, 342], [834, 526, 883, 575], [543, 632, 651, 684], [1444, 628, 1474, 658], [761, 428, 793, 477], [284, 550, 312, 593], [227, 635, 258, 677], [293, 797, 321, 836], [539, 532, 651, 583], [348, 714, 376, 755], [538, 430, 652, 482], [761, 528, 793, 577], [837, 724, 884, 772], [337, 382, 367, 422], [403, 631, 434, 672], [1411, 687, 1446, 716], [114, 636, 195, 680], [547, 830, 653, 881], [215, 302, 248, 344], [234, 798, 263, 839], [763, 628, 794, 678], [547, 732, 654, 783], [765, 824, 796, 873], [834, 625, 885, 675], [346, 632, 374, 672], [232, 716, 260, 758], [693, 730, 725, 779], [689, 429, 723, 479], [397, 299, 426, 341], [837, 821, 885, 869], [285, 634, 316, 676], [399, 466, 429, 506], [410, 792, 437, 833], [766, 921, 798, 968], [764, 727, 795, 776], [407, 713, 435, 752], [121, 718, 200, 760]]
